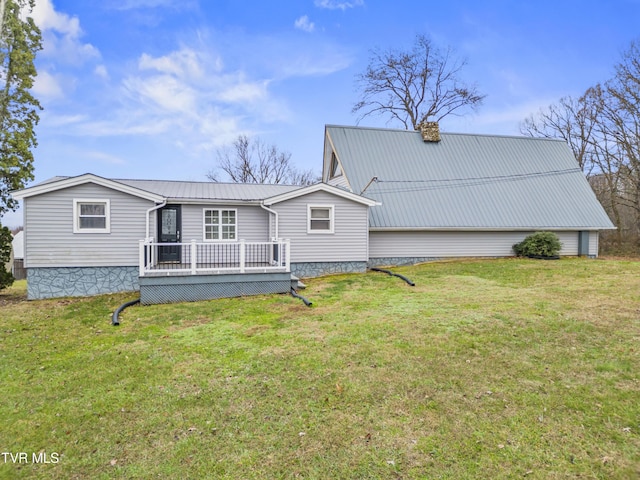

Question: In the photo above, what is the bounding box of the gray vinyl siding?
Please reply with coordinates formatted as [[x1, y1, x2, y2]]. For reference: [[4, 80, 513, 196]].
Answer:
[[369, 230, 588, 258], [274, 191, 369, 263], [328, 174, 349, 189], [589, 231, 599, 256], [24, 183, 155, 267], [179, 204, 269, 243]]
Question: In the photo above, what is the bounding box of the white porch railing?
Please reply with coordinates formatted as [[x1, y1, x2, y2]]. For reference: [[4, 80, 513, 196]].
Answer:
[[139, 239, 291, 277]]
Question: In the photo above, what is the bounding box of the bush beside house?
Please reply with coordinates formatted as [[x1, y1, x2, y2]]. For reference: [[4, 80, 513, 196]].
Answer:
[[513, 232, 562, 258]]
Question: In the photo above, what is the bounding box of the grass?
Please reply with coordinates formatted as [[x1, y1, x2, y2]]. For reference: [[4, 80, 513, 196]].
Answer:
[[1, 257, 639, 479]]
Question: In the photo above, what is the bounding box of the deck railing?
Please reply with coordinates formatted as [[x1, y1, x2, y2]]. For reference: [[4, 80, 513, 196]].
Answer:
[[139, 239, 290, 277]]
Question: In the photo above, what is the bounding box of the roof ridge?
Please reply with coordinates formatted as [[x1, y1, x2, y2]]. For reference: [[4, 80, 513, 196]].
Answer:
[[325, 124, 567, 142], [114, 178, 301, 187]]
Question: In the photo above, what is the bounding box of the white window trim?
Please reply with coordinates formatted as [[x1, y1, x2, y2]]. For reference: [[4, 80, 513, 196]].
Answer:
[[202, 208, 238, 241], [307, 204, 334, 234], [329, 152, 342, 179], [73, 198, 111, 234]]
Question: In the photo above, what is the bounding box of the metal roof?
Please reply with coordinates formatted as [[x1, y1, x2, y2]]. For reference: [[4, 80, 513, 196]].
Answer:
[[113, 178, 300, 201], [326, 125, 615, 230], [22, 175, 301, 202]]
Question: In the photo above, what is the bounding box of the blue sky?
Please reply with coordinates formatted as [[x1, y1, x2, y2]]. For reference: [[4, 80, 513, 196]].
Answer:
[[4, 0, 640, 227]]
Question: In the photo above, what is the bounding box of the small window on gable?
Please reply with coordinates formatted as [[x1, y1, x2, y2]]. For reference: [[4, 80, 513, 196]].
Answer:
[[308, 205, 334, 234], [204, 209, 237, 240], [73, 199, 110, 233], [329, 152, 342, 179]]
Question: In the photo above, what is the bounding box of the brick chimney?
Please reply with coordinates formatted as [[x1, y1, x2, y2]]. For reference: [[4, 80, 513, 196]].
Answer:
[[416, 121, 441, 142]]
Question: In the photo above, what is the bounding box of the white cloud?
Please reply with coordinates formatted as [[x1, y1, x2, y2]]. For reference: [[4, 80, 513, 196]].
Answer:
[[294, 15, 315, 33], [314, 0, 364, 10], [31, 0, 99, 65], [138, 49, 208, 79], [31, 0, 81, 35], [42, 113, 88, 127], [86, 151, 127, 165], [68, 46, 286, 153], [32, 70, 65, 100], [217, 77, 269, 103], [94, 65, 109, 80], [124, 74, 198, 114]]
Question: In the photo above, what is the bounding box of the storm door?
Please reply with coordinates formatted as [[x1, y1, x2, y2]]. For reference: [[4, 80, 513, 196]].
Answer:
[[157, 205, 182, 262]]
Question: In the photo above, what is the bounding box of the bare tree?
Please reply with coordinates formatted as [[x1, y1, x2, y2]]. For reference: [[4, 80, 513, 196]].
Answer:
[[352, 34, 485, 129], [520, 89, 606, 176], [207, 135, 319, 185], [606, 41, 640, 208], [521, 39, 640, 252]]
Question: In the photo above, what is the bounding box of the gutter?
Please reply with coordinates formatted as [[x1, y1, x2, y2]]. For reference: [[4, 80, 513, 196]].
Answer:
[[165, 198, 265, 206], [260, 203, 279, 240], [145, 200, 167, 240], [368, 226, 616, 232]]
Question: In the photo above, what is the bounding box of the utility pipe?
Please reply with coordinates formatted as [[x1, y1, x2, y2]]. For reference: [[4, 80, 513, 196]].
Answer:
[[290, 288, 312, 307], [369, 267, 415, 286], [112, 298, 140, 326]]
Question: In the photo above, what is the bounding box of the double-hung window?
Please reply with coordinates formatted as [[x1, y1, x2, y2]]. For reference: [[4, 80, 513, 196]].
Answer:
[[308, 205, 334, 234], [73, 199, 110, 233], [204, 209, 237, 240]]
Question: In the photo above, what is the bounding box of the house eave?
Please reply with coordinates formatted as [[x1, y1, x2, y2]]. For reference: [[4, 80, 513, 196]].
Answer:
[[264, 182, 380, 207], [369, 226, 616, 232], [165, 198, 263, 206], [11, 173, 166, 203]]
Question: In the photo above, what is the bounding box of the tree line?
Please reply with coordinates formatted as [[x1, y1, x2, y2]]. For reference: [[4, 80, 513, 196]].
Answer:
[[521, 41, 640, 254], [0, 0, 40, 290]]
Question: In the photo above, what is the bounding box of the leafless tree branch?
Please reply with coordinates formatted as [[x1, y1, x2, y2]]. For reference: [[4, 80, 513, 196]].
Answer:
[[353, 34, 486, 129], [207, 135, 320, 186]]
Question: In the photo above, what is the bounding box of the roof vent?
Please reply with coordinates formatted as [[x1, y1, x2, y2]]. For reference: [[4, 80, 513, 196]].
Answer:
[[416, 121, 441, 142]]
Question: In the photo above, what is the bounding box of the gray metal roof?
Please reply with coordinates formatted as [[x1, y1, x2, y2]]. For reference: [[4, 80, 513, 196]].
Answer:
[[33, 176, 301, 202], [326, 125, 615, 230], [114, 178, 300, 201]]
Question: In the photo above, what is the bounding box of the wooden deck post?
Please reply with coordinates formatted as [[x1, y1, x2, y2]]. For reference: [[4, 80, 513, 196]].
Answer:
[[191, 239, 197, 275], [285, 239, 291, 271], [139, 240, 146, 277], [240, 239, 246, 273]]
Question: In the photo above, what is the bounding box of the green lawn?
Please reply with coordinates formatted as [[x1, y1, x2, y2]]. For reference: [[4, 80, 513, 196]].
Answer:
[[1, 258, 639, 479]]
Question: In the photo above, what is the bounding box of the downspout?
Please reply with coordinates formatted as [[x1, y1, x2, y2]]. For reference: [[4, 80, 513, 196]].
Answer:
[[112, 298, 140, 326], [260, 203, 279, 240], [369, 267, 415, 286], [146, 200, 167, 240]]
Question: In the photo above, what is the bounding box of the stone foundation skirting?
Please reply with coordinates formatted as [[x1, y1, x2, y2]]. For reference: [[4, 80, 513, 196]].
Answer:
[[27, 266, 139, 300], [290, 261, 368, 278], [367, 257, 441, 268]]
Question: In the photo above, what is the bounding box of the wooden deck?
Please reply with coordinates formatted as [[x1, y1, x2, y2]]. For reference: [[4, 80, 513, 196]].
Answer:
[[140, 239, 290, 277]]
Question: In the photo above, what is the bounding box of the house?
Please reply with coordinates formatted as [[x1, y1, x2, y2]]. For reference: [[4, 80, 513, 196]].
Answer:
[[11, 230, 25, 280], [10, 175, 379, 301], [322, 123, 615, 264], [11, 123, 614, 302]]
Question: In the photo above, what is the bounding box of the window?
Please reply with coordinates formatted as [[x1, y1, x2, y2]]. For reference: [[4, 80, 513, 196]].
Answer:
[[73, 199, 110, 233], [308, 205, 334, 234], [329, 152, 342, 179], [204, 209, 236, 240]]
